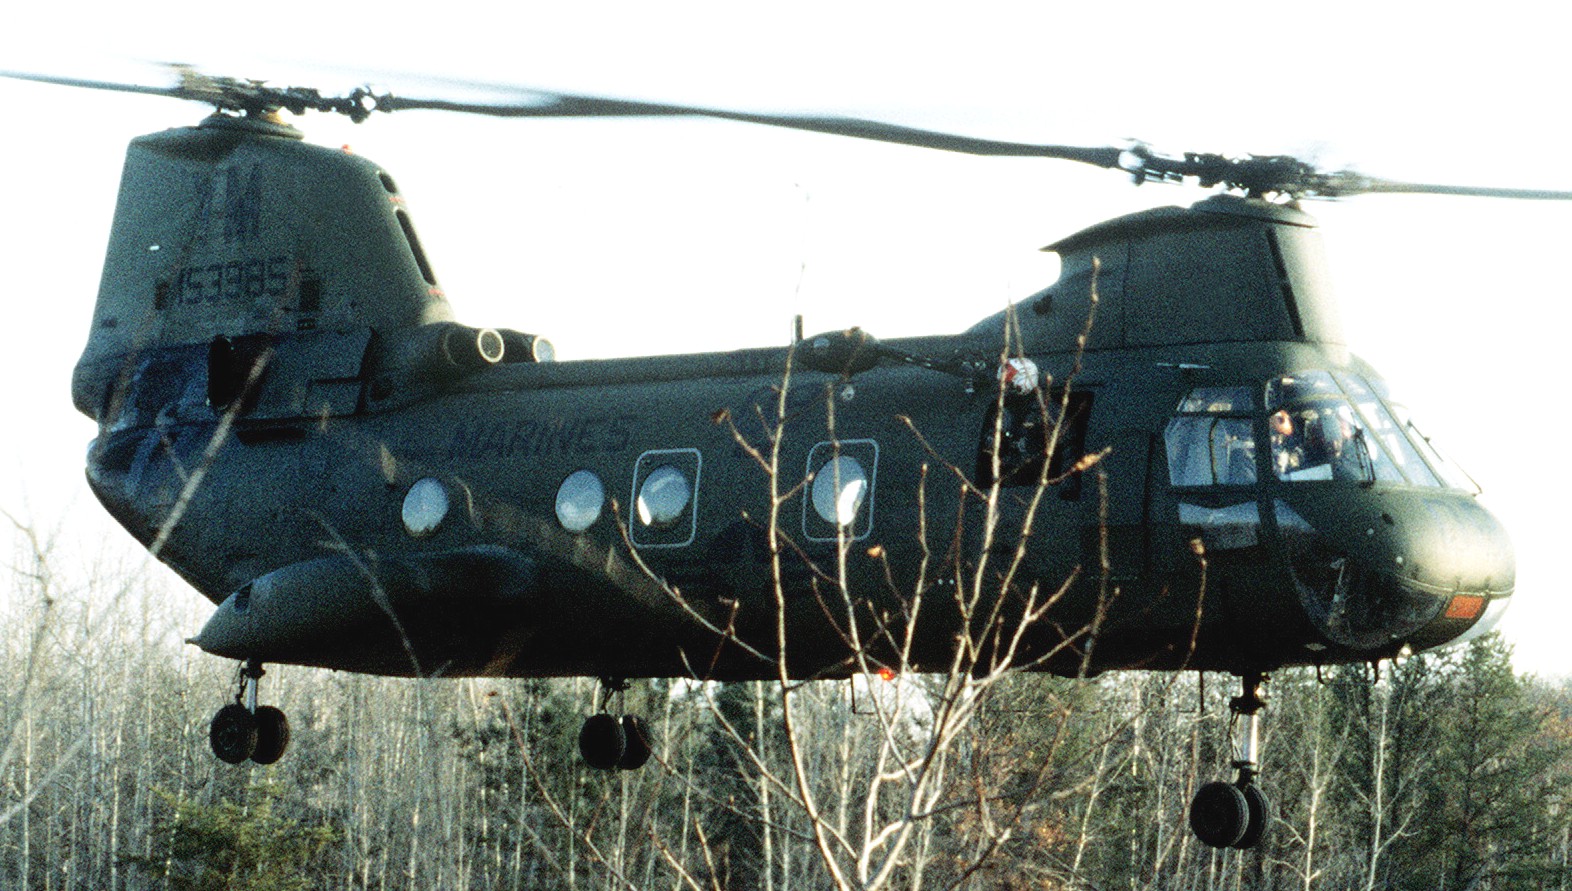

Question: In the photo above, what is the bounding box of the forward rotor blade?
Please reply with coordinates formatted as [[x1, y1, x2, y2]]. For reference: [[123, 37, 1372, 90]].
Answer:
[[1327, 174, 1572, 201], [378, 88, 1126, 165]]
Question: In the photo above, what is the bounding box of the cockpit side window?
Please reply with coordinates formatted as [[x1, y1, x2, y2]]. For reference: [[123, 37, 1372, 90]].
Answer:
[[1165, 387, 1257, 487], [1356, 376, 1476, 491], [1390, 402, 1480, 492]]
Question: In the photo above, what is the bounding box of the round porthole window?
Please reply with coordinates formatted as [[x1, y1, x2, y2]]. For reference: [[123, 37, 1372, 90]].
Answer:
[[555, 470, 605, 532], [637, 465, 690, 528], [402, 477, 450, 536], [812, 455, 868, 527]]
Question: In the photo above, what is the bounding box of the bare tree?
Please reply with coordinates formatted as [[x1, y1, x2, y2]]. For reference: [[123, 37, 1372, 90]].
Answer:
[[500, 307, 1127, 891]]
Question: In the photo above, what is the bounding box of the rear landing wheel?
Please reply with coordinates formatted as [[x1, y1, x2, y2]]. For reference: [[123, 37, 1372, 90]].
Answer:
[[210, 660, 292, 766], [578, 713, 625, 770], [618, 715, 653, 770], [250, 705, 292, 765], [210, 703, 257, 764]]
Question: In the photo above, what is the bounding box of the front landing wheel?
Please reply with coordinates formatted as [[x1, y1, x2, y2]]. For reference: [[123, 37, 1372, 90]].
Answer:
[[1190, 781, 1249, 848], [1234, 782, 1270, 850]]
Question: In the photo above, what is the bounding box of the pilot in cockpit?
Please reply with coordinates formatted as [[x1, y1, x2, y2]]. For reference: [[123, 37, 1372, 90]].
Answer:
[[1271, 409, 1304, 477], [1273, 405, 1361, 481]]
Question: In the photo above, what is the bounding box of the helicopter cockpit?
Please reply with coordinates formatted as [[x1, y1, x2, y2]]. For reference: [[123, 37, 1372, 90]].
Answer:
[[1164, 370, 1508, 659], [1165, 371, 1473, 492]]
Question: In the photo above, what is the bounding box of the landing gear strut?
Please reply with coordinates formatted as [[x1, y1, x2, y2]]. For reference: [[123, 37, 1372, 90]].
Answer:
[[1190, 672, 1270, 850], [210, 659, 291, 765], [577, 677, 653, 771]]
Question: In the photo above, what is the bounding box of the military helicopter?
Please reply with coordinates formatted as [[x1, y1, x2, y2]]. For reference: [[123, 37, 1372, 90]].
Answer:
[[6, 65, 1560, 851]]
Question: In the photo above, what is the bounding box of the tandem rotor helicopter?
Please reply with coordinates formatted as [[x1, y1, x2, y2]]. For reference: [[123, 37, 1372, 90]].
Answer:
[[6, 65, 1564, 851]]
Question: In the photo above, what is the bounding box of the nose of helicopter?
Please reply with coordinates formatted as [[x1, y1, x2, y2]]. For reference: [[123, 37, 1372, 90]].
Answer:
[[1275, 488, 1513, 655]]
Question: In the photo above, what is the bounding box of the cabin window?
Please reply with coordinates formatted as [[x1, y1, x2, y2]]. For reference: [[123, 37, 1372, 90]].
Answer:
[[804, 440, 878, 542], [1366, 375, 1477, 489], [109, 354, 201, 431], [402, 477, 449, 536], [631, 449, 701, 547], [206, 334, 269, 412], [1176, 387, 1254, 414], [298, 275, 323, 314], [638, 466, 690, 527], [555, 470, 606, 532], [1169, 375, 1467, 489], [813, 456, 868, 526]]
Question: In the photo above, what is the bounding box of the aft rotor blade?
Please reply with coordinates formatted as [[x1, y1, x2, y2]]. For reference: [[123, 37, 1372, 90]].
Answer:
[[0, 67, 372, 118], [377, 89, 1127, 165], [0, 69, 188, 101]]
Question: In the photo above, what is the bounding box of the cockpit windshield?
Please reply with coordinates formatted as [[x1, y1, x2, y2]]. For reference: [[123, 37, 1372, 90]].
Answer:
[[1267, 372, 1388, 482], [1330, 373, 1443, 486], [1164, 372, 1474, 490]]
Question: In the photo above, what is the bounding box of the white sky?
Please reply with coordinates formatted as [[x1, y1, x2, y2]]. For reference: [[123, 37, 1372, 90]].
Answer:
[[1, 2, 1568, 676]]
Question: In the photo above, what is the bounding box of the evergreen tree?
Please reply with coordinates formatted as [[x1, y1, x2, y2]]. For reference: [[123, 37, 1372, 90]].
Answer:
[[1419, 634, 1572, 890], [124, 781, 338, 891]]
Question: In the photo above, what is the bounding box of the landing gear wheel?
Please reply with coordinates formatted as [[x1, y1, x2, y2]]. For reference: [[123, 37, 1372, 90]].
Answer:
[[1233, 782, 1270, 850], [250, 705, 292, 765], [618, 715, 653, 770], [578, 713, 626, 770], [1190, 780, 1249, 849], [1188, 672, 1275, 850], [209, 661, 293, 766], [210, 703, 258, 765]]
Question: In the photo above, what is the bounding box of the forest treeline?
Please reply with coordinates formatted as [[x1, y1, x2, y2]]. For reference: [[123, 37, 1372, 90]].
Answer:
[[2, 535, 1570, 891]]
